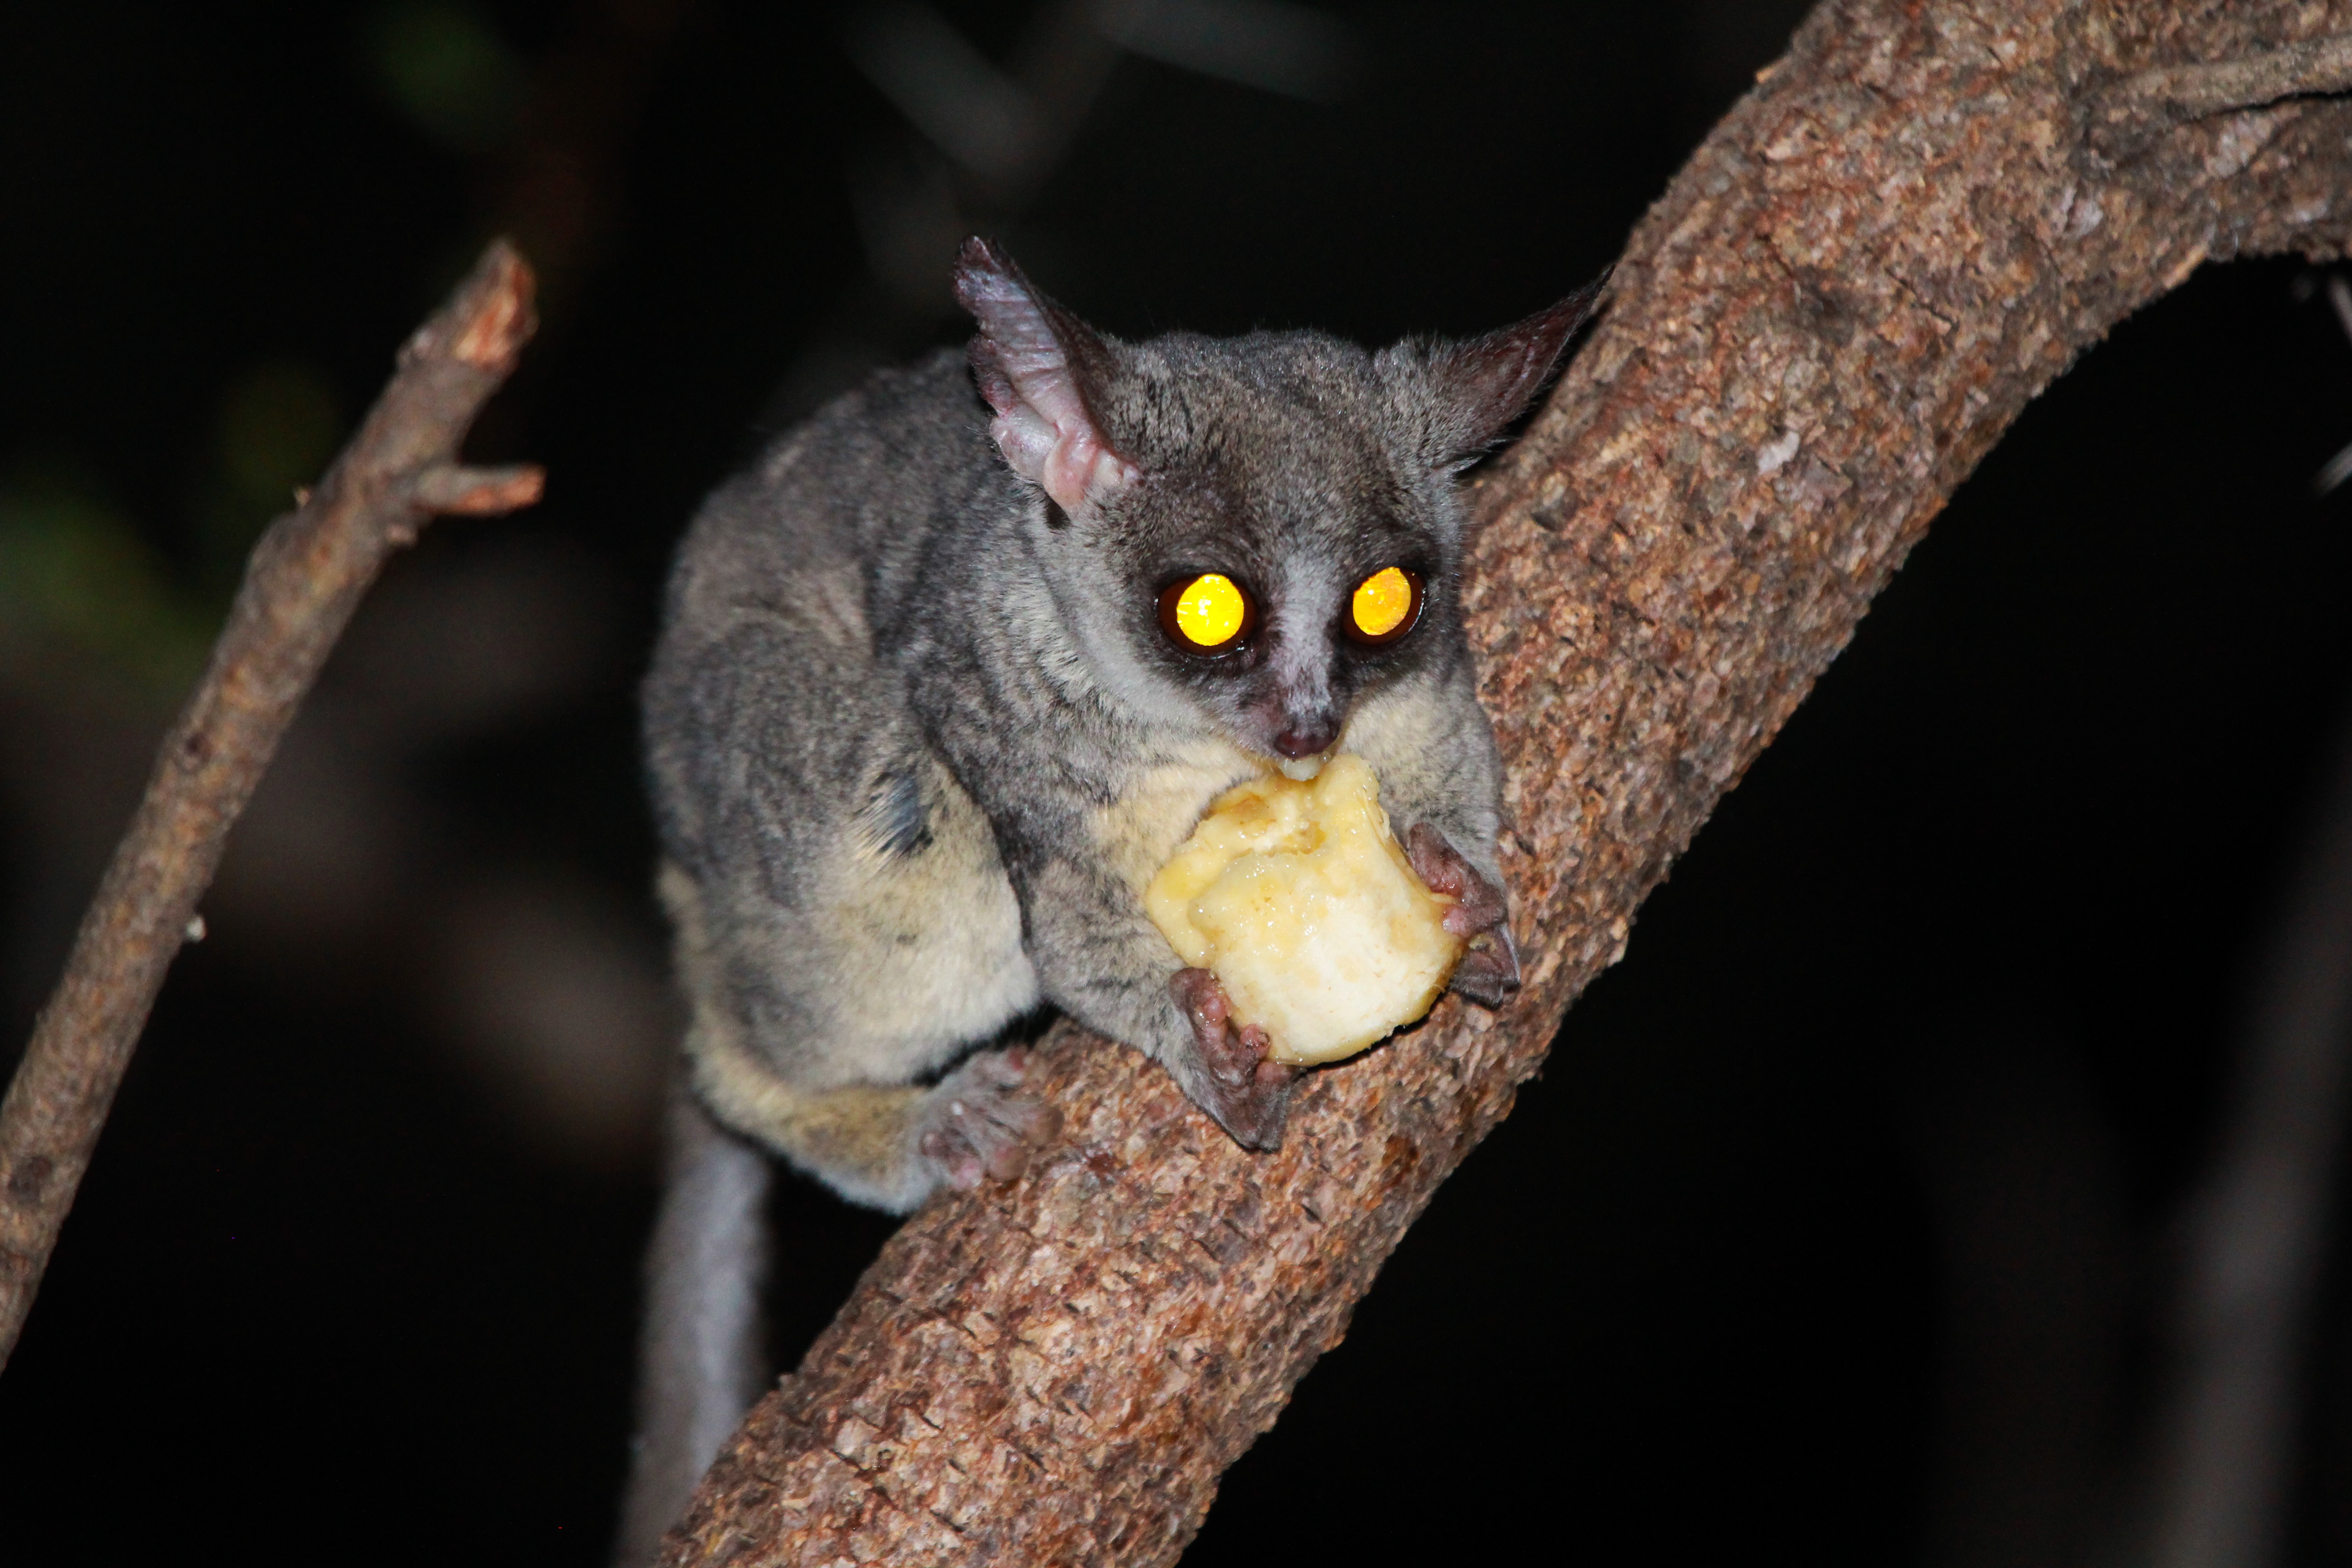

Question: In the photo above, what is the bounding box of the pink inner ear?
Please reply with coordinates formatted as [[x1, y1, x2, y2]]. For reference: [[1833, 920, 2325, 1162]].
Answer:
[[1031, 421, 1131, 514], [958, 249, 1136, 513]]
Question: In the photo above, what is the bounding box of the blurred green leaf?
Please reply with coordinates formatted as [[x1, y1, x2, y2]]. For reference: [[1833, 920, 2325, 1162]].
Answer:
[[0, 471, 213, 692], [219, 360, 341, 505], [365, 0, 521, 153], [200, 359, 343, 573]]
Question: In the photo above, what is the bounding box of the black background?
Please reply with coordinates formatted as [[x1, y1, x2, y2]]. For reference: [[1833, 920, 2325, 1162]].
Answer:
[[6, 2, 2352, 1563]]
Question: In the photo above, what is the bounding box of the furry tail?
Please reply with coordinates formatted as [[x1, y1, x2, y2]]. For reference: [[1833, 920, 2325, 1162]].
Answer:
[[612, 1086, 771, 1567]]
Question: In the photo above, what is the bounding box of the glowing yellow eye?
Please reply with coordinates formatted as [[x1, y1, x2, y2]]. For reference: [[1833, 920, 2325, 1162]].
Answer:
[[1169, 573, 1246, 647], [1352, 567, 1415, 639]]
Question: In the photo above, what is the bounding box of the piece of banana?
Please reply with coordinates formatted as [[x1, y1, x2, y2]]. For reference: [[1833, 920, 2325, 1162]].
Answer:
[[1146, 754, 1462, 1066]]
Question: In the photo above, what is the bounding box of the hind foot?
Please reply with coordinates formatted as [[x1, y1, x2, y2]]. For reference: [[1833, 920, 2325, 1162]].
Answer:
[[915, 1046, 1063, 1191]]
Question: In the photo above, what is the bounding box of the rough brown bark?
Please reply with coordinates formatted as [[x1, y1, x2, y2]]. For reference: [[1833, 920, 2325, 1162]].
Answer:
[[0, 242, 543, 1369], [663, 3, 2352, 1562]]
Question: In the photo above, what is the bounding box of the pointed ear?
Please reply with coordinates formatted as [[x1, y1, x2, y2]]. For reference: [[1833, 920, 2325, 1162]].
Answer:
[[1398, 268, 1610, 468], [953, 237, 1138, 514]]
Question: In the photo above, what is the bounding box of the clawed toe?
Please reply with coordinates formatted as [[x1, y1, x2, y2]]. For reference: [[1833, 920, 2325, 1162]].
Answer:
[[1171, 968, 1298, 1149], [1406, 823, 1521, 1008], [1451, 934, 1522, 1007]]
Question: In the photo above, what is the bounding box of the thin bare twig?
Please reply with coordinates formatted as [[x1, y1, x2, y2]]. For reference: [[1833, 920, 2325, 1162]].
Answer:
[[2311, 276, 2352, 495], [0, 241, 544, 1370]]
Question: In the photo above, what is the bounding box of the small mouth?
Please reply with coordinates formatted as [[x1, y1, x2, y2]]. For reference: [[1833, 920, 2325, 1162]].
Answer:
[[1274, 748, 1334, 782]]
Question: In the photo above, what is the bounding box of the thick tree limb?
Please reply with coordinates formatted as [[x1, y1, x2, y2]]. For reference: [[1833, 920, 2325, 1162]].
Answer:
[[0, 242, 543, 1369], [660, 4, 2352, 1561]]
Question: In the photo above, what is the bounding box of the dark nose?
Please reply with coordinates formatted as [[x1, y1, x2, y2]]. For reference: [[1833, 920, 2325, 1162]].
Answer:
[[1272, 719, 1338, 759]]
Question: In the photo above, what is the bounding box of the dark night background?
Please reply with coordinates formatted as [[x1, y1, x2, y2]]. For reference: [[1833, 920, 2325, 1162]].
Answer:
[[6, 2, 2352, 1563]]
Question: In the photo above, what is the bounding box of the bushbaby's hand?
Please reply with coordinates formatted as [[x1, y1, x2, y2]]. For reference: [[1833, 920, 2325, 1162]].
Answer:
[[915, 1047, 1063, 1191], [1406, 823, 1522, 1008], [1170, 967, 1298, 1149]]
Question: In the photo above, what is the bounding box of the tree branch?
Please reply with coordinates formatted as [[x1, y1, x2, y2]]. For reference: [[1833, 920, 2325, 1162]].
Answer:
[[0, 241, 543, 1369], [654, 6, 2352, 1561], [651, 3, 2352, 1560], [2093, 29, 2352, 153]]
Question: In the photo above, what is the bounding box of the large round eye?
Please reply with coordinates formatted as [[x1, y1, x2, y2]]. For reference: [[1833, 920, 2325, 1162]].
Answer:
[[1346, 565, 1423, 647], [1158, 572, 1253, 655]]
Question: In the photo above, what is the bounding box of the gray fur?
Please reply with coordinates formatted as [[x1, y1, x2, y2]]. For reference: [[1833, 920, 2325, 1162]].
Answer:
[[641, 242, 1600, 1208], [622, 247, 1597, 1558]]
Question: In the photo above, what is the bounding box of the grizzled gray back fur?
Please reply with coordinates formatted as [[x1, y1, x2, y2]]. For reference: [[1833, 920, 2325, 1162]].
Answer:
[[644, 237, 1599, 1172], [622, 240, 1599, 1559]]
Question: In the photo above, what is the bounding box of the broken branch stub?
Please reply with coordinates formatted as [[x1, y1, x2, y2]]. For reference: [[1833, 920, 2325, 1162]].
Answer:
[[0, 240, 545, 1370]]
